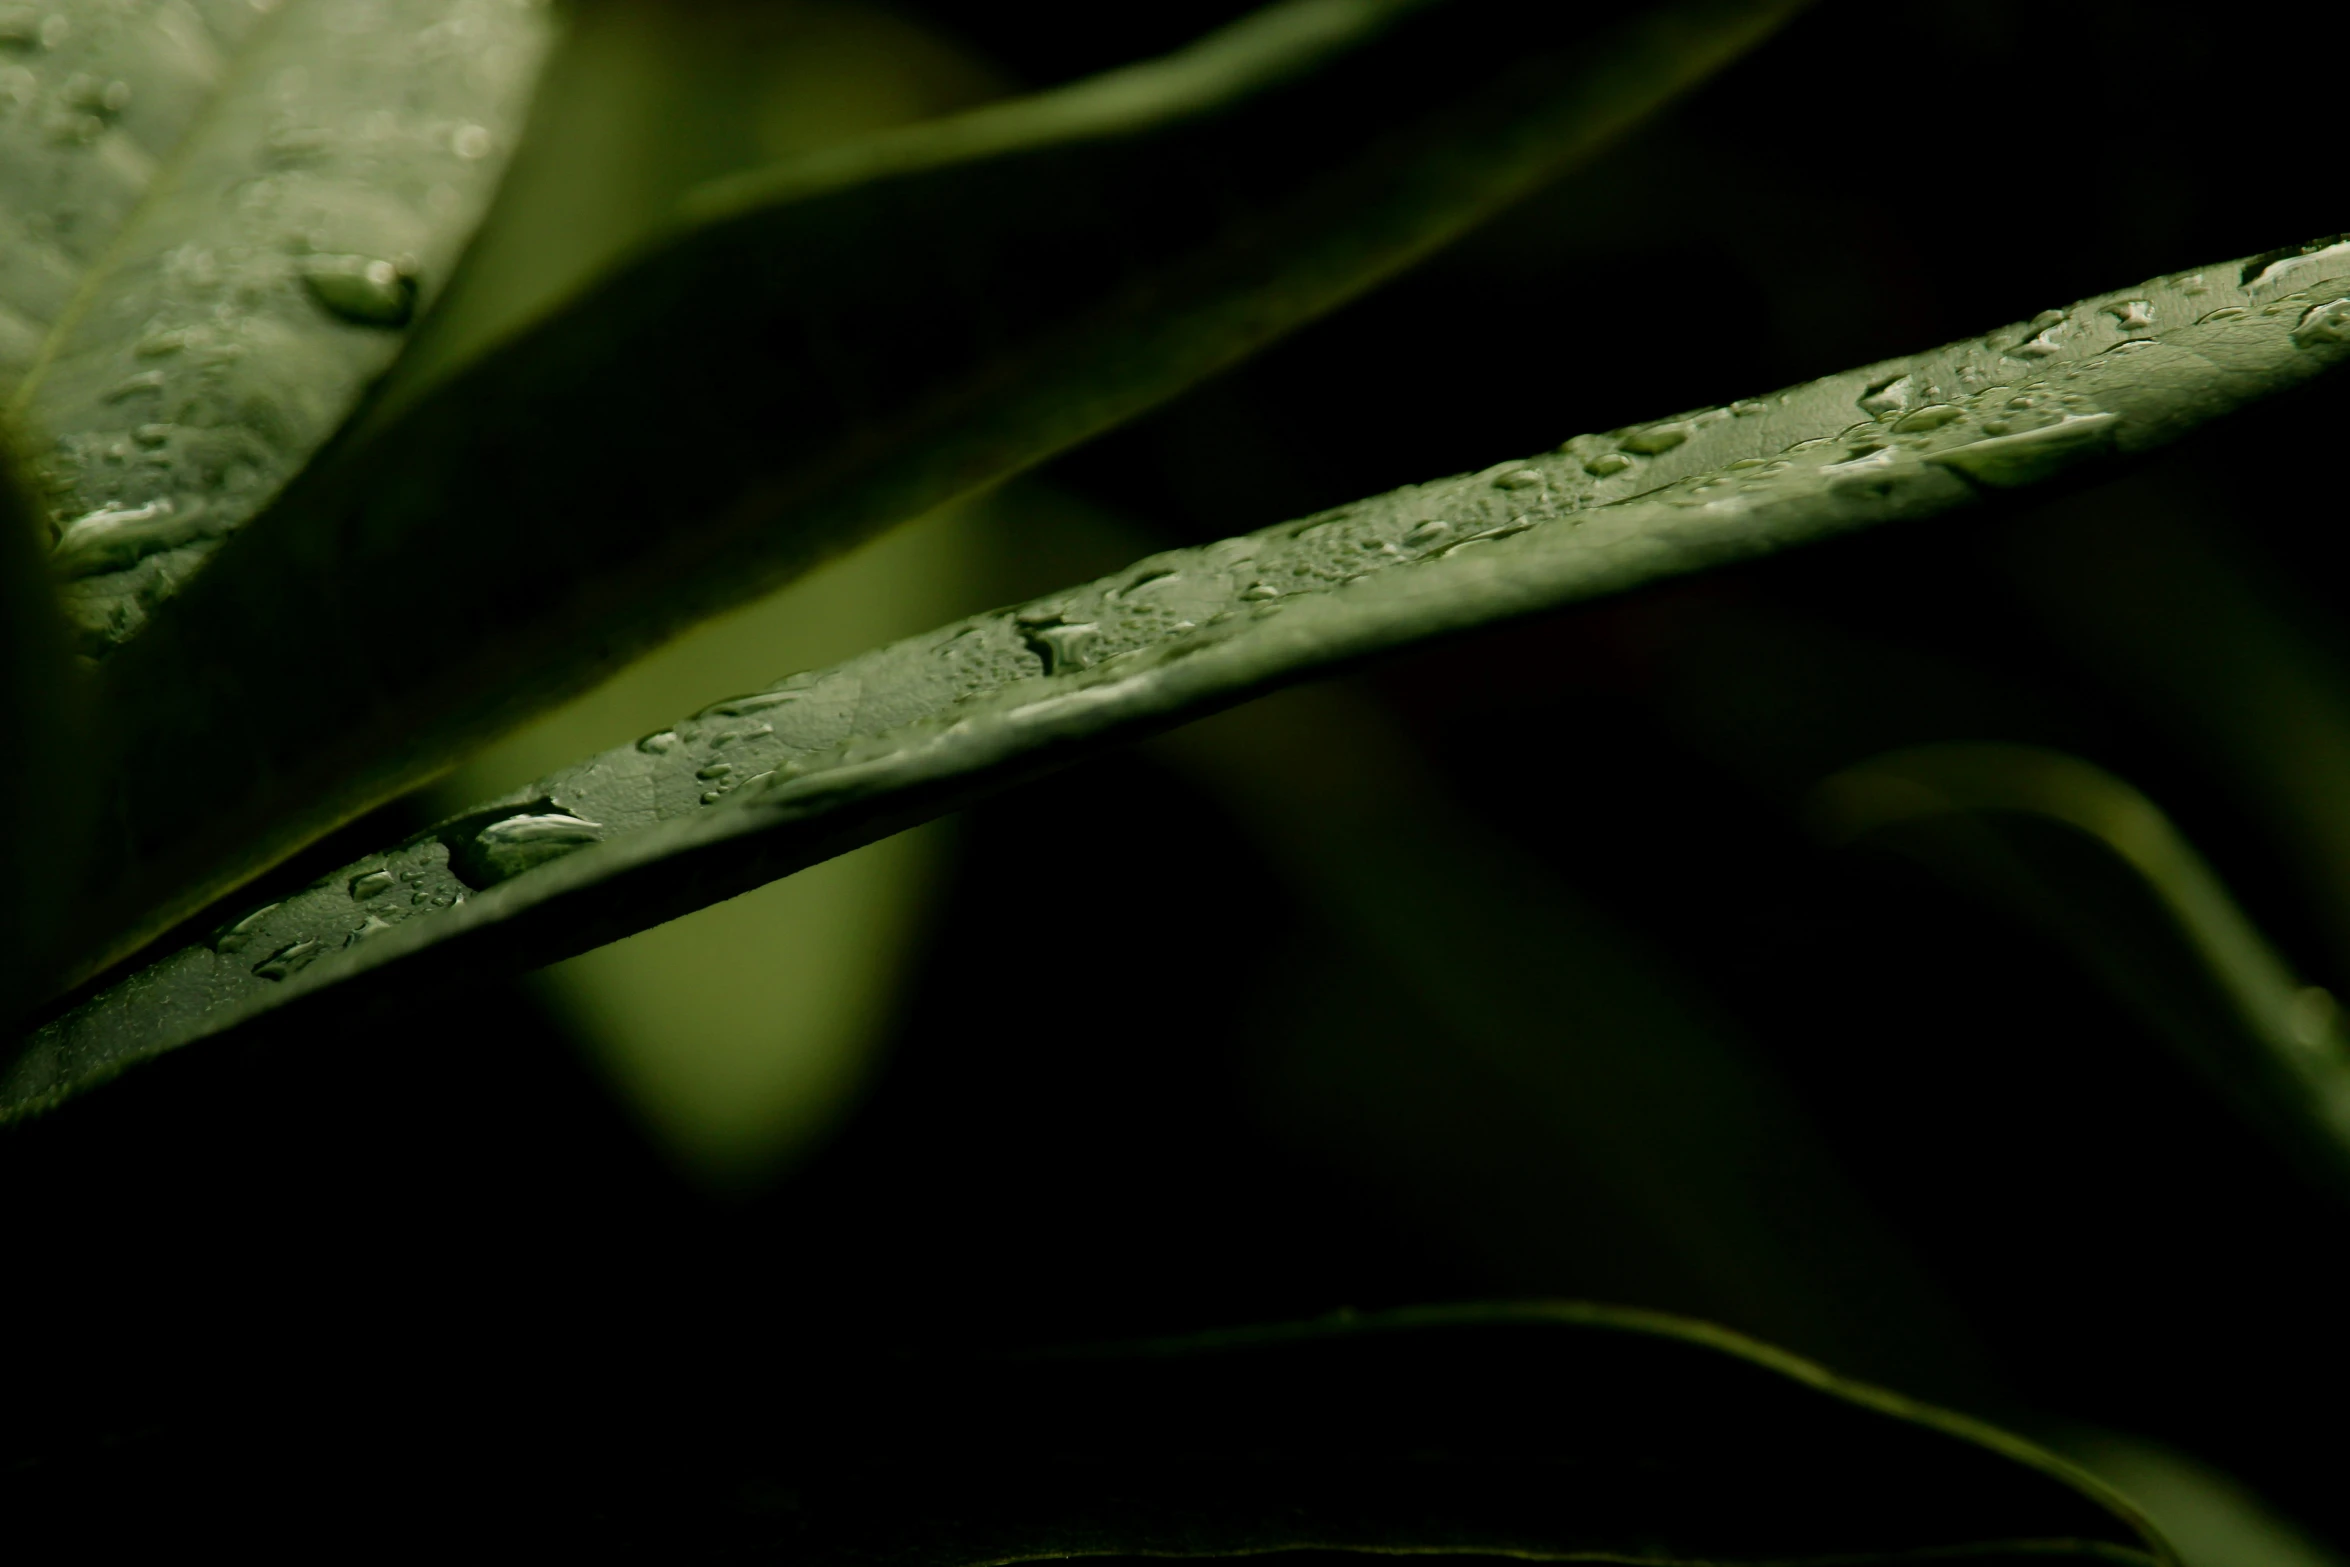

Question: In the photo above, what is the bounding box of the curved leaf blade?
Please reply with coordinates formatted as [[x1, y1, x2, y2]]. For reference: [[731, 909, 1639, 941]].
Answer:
[[20, 238, 2350, 1116], [1812, 742, 2350, 1205], [5, 1303, 2171, 1561], [66, 0, 1812, 989], [764, 1305, 2166, 1567], [0, 0, 555, 652]]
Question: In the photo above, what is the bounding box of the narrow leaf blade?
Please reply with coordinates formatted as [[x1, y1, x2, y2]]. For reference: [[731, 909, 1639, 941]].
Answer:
[[68, 0, 1811, 987], [17, 238, 2348, 1116], [3, 1304, 2173, 1563]]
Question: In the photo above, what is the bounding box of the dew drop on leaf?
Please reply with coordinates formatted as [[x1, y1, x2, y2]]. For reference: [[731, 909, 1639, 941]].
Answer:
[[211, 903, 281, 956], [298, 254, 417, 328], [1620, 423, 1690, 454], [1584, 452, 1633, 476], [2290, 296, 2350, 348], [251, 939, 324, 981]]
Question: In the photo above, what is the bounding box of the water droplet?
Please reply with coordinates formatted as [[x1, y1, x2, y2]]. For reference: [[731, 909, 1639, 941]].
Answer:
[[1239, 582, 1280, 601], [252, 939, 324, 981], [2010, 329, 2062, 358], [1730, 400, 1770, 417], [2291, 295, 2350, 348], [1018, 615, 1101, 673], [212, 903, 282, 956], [1404, 519, 1450, 546], [2106, 299, 2155, 330], [1118, 569, 1178, 598], [1892, 405, 1963, 433], [2196, 306, 2248, 324], [2181, 273, 2209, 295], [349, 868, 394, 900], [1584, 452, 1633, 476], [1858, 374, 1912, 419], [2029, 309, 2066, 329], [105, 369, 167, 401], [39, 13, 68, 49], [133, 423, 172, 447], [449, 809, 604, 886], [1620, 423, 1690, 455], [451, 123, 492, 159], [1927, 413, 2120, 488], [298, 254, 416, 328], [694, 689, 798, 720], [700, 790, 727, 805], [345, 915, 393, 947], [1492, 468, 1544, 491], [695, 762, 733, 781], [637, 729, 677, 754]]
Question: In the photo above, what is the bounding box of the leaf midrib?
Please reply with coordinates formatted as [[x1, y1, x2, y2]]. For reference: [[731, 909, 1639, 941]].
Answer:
[[2, 0, 300, 426]]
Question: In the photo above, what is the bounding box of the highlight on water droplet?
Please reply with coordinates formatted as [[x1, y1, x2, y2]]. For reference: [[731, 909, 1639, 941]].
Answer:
[[252, 939, 324, 981], [349, 868, 394, 900], [444, 806, 605, 887], [1584, 452, 1634, 476], [212, 903, 282, 956], [1620, 423, 1691, 455], [1492, 468, 1544, 491], [1891, 405, 1963, 434], [1927, 412, 2120, 488], [298, 253, 417, 328], [2106, 299, 2155, 330], [2291, 296, 2350, 348], [1858, 374, 1913, 419]]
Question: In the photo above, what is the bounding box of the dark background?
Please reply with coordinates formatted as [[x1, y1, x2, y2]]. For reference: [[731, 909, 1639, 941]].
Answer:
[[9, 0, 2350, 1553]]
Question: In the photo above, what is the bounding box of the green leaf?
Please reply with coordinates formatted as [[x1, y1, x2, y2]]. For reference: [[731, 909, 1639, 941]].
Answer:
[[60, 0, 1811, 990], [1811, 743, 2350, 1206], [716, 1305, 2166, 1567], [19, 237, 2350, 1120], [0, 0, 557, 650], [0, 452, 85, 1024], [10, 1304, 2172, 1561]]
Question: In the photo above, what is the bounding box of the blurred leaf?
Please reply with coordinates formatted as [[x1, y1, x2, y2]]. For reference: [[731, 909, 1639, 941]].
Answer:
[[66, 0, 1810, 990], [710, 1305, 2166, 1567], [437, 503, 987, 1186], [0, 0, 555, 650], [1153, 679, 1984, 1393], [22, 236, 2350, 1119], [0, 455, 84, 1023], [408, 1, 1000, 1189], [2050, 1431, 2343, 1567], [1999, 479, 2350, 988], [7, 1303, 2172, 1560], [1811, 743, 2350, 1204]]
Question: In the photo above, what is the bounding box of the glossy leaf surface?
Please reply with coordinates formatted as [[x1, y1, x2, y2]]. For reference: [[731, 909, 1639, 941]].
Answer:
[[19, 237, 2350, 1118], [66, 0, 1807, 988], [0, 0, 554, 649]]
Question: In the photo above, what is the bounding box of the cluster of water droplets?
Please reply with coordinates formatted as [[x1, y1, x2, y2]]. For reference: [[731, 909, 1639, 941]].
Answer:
[[1, 0, 552, 652], [23, 236, 2350, 1106]]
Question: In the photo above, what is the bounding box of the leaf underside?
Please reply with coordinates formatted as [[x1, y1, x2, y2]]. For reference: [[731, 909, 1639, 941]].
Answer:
[[0, 0, 554, 649], [14, 237, 2348, 1121], [5, 1304, 2170, 1563], [60, 0, 1810, 993]]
